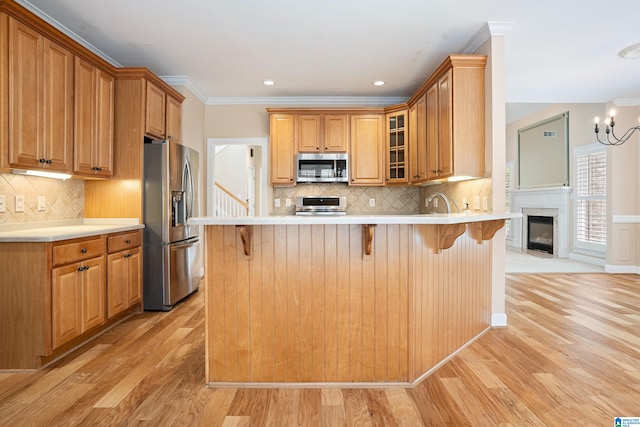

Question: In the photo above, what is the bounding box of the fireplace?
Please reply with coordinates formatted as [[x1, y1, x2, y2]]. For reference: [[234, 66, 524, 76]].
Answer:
[[527, 215, 554, 254]]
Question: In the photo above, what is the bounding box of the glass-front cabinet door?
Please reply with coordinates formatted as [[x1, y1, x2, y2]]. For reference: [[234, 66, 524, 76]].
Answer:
[[386, 110, 408, 184]]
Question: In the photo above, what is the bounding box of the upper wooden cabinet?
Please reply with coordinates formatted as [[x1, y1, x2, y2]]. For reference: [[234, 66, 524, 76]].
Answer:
[[145, 81, 182, 142], [385, 109, 408, 185], [409, 94, 427, 183], [297, 114, 348, 152], [4, 17, 73, 172], [165, 95, 182, 143], [350, 114, 385, 186], [73, 57, 114, 178], [423, 56, 485, 181], [270, 114, 296, 185]]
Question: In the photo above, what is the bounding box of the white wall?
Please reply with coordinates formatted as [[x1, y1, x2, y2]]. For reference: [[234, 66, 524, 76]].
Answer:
[[215, 145, 248, 200]]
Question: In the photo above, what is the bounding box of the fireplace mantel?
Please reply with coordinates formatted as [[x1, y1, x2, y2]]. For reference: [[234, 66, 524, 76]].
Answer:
[[510, 187, 572, 258]]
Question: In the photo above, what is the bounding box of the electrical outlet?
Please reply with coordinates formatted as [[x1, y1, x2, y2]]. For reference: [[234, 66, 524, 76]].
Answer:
[[0, 195, 5, 213], [285, 198, 291, 207], [369, 198, 375, 207], [274, 198, 281, 208], [482, 196, 489, 211], [425, 198, 429, 208], [15, 195, 25, 212], [473, 196, 480, 211], [433, 197, 438, 208]]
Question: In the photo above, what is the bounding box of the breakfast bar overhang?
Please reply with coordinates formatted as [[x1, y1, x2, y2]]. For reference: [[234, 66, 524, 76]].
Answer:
[[190, 213, 513, 387]]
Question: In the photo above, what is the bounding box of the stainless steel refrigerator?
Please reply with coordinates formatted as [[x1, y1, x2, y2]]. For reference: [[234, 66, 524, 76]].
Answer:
[[143, 139, 201, 311]]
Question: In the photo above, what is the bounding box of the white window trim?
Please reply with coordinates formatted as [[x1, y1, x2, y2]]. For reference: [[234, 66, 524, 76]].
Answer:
[[572, 143, 607, 254]]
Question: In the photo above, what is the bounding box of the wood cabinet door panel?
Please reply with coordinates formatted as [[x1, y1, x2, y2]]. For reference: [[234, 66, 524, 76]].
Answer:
[[82, 257, 105, 331], [107, 252, 127, 318], [437, 70, 453, 178], [94, 69, 114, 176], [270, 114, 295, 185], [145, 81, 166, 138], [8, 18, 42, 168], [323, 114, 348, 152], [43, 38, 73, 172], [127, 248, 142, 306], [73, 57, 96, 175], [52, 263, 82, 349], [297, 114, 322, 152], [165, 95, 181, 143], [349, 115, 384, 185], [426, 84, 439, 180]]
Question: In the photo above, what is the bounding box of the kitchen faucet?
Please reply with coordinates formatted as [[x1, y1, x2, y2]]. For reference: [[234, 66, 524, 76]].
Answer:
[[427, 192, 459, 213]]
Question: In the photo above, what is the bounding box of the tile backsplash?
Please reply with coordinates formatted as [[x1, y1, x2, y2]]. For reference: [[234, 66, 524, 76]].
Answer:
[[0, 173, 84, 224], [272, 184, 421, 215], [420, 178, 493, 214]]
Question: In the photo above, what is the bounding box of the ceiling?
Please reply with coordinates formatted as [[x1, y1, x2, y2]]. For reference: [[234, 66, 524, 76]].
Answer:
[[17, 0, 640, 113]]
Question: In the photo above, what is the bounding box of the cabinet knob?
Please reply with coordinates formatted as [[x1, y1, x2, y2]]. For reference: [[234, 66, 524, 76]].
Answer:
[[81, 248, 87, 254], [39, 158, 46, 163], [125, 239, 131, 244], [77, 266, 83, 272], [45, 159, 52, 164], [84, 265, 90, 271]]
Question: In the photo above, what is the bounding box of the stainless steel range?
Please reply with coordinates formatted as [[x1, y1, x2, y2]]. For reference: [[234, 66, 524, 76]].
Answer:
[[295, 196, 347, 215]]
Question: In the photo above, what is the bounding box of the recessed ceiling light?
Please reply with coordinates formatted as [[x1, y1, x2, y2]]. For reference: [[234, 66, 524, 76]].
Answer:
[[373, 80, 385, 86], [618, 42, 640, 59], [263, 80, 275, 86]]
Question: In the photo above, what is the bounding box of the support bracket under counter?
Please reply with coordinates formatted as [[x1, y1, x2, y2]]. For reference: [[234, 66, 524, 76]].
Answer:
[[363, 224, 376, 255], [236, 225, 252, 256]]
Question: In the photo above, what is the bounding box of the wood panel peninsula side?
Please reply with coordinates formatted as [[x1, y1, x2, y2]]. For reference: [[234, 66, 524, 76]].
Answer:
[[190, 213, 512, 387]]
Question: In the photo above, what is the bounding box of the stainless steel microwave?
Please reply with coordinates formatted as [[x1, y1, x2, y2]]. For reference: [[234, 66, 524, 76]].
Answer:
[[296, 153, 348, 183]]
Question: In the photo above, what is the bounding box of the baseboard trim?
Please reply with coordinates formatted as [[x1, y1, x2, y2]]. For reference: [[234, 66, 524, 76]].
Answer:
[[492, 313, 508, 327], [605, 264, 640, 274]]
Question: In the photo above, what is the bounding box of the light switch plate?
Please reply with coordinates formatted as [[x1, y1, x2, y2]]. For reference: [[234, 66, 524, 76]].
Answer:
[[369, 198, 375, 207], [285, 198, 291, 207], [482, 196, 489, 211], [473, 196, 480, 211], [0, 195, 5, 213], [38, 196, 46, 211], [274, 198, 281, 208], [15, 195, 25, 212]]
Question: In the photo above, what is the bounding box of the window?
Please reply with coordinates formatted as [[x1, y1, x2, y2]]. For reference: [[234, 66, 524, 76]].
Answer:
[[574, 144, 606, 252]]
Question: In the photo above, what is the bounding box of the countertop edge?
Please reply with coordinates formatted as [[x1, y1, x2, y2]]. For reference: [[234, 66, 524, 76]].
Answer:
[[0, 219, 144, 242], [189, 213, 521, 226]]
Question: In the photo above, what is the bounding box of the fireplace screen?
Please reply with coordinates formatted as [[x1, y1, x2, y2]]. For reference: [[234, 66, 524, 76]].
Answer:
[[528, 215, 553, 254]]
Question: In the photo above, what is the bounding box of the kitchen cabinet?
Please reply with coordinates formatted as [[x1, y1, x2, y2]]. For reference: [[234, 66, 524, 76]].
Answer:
[[51, 236, 106, 349], [4, 17, 73, 172], [107, 230, 142, 319], [74, 57, 114, 177], [409, 94, 427, 183], [297, 114, 348, 152], [0, 228, 144, 369], [385, 109, 408, 184], [270, 113, 296, 185], [424, 56, 485, 181], [84, 71, 185, 221], [165, 94, 182, 143], [145, 80, 182, 142], [349, 114, 385, 186]]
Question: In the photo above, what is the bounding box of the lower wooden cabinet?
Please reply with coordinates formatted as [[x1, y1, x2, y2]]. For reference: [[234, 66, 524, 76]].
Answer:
[[52, 256, 106, 349], [0, 229, 142, 369], [107, 246, 141, 319]]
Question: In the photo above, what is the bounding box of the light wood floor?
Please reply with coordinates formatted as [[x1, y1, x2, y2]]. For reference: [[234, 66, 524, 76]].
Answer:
[[1, 273, 639, 426]]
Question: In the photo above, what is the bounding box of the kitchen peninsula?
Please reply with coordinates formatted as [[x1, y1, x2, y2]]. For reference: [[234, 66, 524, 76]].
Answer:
[[190, 212, 512, 386]]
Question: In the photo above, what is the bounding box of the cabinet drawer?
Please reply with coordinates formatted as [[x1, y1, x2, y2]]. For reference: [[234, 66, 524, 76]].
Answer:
[[108, 230, 142, 253], [53, 237, 106, 267]]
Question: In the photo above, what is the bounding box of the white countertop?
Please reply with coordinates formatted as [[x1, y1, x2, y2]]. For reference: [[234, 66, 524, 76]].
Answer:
[[189, 212, 520, 226], [0, 218, 144, 242]]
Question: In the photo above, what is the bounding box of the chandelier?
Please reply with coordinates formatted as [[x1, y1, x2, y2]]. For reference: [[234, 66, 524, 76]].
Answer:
[[594, 110, 640, 146]]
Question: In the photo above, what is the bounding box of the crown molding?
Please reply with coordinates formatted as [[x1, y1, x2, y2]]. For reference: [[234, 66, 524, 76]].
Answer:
[[205, 96, 408, 106], [614, 98, 640, 107], [15, 0, 122, 68], [462, 21, 515, 54], [159, 76, 208, 104]]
